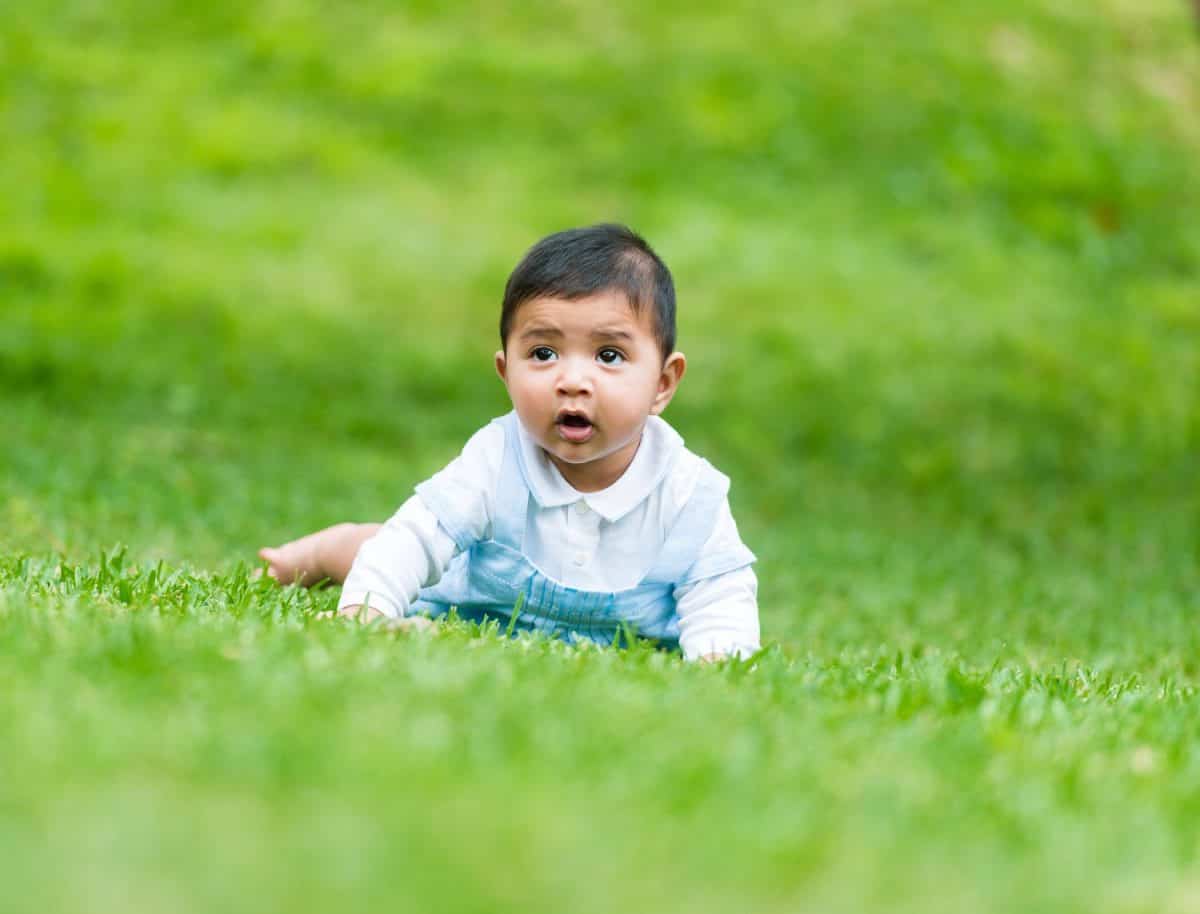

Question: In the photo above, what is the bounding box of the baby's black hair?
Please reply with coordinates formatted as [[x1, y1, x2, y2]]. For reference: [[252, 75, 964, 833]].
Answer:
[[500, 224, 676, 357]]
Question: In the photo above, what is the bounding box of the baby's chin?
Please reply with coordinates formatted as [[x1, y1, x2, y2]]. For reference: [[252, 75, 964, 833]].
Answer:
[[543, 432, 631, 463], [541, 440, 604, 464], [544, 434, 645, 467]]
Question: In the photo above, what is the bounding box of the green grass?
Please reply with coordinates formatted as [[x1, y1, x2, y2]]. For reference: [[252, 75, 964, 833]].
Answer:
[[2, 0, 1199, 911]]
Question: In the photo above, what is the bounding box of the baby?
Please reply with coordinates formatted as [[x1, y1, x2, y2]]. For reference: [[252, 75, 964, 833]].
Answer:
[[259, 224, 759, 661]]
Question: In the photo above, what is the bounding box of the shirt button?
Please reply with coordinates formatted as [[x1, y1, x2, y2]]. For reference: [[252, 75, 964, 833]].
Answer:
[[574, 501, 589, 516], [573, 551, 587, 566]]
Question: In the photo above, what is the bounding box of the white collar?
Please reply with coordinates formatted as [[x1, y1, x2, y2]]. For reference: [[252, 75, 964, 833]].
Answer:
[[515, 415, 684, 523]]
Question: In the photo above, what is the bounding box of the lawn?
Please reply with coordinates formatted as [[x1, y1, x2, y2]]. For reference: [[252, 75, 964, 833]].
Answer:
[[2, 1, 1199, 911]]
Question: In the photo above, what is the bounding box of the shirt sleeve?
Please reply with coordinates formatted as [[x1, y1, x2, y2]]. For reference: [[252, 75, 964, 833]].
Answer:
[[337, 423, 502, 618], [673, 498, 761, 660]]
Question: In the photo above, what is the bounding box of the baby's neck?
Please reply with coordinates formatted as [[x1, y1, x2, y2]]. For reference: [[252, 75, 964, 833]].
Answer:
[[549, 432, 643, 493]]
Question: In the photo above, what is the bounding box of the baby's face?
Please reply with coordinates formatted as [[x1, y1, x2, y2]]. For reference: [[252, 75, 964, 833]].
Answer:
[[495, 290, 685, 492]]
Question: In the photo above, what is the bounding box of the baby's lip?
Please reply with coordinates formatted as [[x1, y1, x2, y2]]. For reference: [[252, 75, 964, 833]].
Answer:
[[555, 409, 593, 428]]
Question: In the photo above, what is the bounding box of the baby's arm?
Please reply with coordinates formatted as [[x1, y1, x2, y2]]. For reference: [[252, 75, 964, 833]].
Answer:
[[674, 497, 760, 662], [675, 566, 760, 661], [335, 496, 459, 620], [335, 422, 501, 623], [258, 523, 381, 587]]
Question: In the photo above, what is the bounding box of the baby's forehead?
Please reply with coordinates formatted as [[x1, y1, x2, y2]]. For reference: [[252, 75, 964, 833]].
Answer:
[[511, 290, 653, 335]]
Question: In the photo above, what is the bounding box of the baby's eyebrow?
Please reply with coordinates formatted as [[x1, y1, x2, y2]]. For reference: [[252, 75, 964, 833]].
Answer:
[[590, 328, 635, 343], [518, 324, 564, 339]]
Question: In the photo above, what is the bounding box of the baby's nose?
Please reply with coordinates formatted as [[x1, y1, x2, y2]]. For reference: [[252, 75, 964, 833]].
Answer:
[[555, 361, 594, 395]]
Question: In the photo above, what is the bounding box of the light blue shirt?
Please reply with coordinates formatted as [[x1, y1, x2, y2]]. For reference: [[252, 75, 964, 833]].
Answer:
[[340, 412, 760, 657]]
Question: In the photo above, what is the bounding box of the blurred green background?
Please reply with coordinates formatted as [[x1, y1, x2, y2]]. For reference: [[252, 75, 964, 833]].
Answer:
[[2, 1, 1199, 911]]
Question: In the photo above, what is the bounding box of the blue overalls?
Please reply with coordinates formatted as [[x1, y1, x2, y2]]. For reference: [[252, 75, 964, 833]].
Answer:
[[411, 412, 754, 650]]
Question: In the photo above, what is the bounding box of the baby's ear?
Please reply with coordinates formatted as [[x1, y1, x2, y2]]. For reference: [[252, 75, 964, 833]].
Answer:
[[651, 351, 686, 414], [494, 349, 508, 382]]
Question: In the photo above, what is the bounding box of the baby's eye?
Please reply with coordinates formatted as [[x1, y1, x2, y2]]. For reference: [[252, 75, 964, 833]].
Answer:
[[530, 346, 558, 362], [596, 348, 625, 365]]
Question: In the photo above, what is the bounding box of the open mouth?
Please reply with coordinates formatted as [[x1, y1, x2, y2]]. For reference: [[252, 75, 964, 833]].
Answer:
[[556, 411, 595, 443]]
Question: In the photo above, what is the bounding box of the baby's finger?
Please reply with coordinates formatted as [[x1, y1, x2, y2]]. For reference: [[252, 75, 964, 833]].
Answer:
[[384, 615, 435, 632]]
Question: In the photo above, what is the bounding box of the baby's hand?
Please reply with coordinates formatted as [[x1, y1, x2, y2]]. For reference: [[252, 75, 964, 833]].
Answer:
[[257, 534, 327, 587], [316, 606, 435, 631], [257, 523, 375, 588], [382, 614, 435, 632]]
